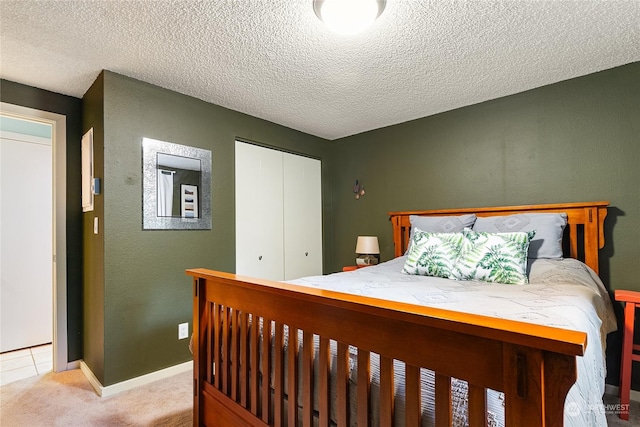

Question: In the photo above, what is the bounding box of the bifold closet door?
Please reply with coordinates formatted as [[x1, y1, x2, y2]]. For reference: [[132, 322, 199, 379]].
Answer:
[[283, 153, 322, 280], [235, 141, 284, 281]]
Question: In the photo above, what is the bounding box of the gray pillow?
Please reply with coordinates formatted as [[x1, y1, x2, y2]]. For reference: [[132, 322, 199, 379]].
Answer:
[[407, 214, 476, 252], [472, 213, 567, 259]]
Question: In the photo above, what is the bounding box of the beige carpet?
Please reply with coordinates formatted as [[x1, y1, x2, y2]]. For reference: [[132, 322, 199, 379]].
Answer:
[[2, 367, 639, 426], [0, 368, 192, 427]]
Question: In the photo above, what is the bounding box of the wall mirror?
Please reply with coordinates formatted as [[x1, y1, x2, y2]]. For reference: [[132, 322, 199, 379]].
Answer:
[[142, 137, 212, 230]]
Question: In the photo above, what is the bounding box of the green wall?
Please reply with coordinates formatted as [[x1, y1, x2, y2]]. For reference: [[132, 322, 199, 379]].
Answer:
[[82, 74, 106, 382], [0, 79, 84, 362], [330, 63, 639, 284], [329, 62, 640, 387], [83, 71, 332, 386]]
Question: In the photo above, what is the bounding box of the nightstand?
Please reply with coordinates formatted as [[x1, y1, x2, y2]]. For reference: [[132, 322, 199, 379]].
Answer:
[[342, 265, 372, 272]]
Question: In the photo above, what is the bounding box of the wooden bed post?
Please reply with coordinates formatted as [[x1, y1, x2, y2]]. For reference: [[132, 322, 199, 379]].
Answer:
[[503, 345, 544, 426], [391, 215, 403, 258], [583, 205, 608, 275], [543, 351, 579, 427], [192, 277, 203, 427], [503, 344, 578, 427]]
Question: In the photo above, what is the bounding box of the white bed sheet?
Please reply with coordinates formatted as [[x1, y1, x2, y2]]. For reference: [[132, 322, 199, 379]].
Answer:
[[289, 257, 617, 426]]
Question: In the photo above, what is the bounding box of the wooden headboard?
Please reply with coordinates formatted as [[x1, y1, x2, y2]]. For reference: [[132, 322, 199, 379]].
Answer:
[[389, 201, 609, 274]]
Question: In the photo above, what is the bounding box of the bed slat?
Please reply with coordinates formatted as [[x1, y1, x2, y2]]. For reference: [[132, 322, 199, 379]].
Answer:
[[261, 319, 272, 423], [379, 356, 394, 427], [468, 383, 487, 427], [435, 373, 452, 427], [336, 342, 349, 427], [403, 224, 410, 253], [288, 327, 299, 427], [210, 302, 217, 387], [250, 314, 259, 416], [318, 337, 331, 427], [302, 332, 314, 427], [231, 309, 239, 401], [569, 223, 578, 259], [222, 306, 230, 395], [240, 312, 249, 407], [357, 350, 371, 427], [584, 210, 599, 272], [273, 323, 284, 427], [405, 364, 421, 426]]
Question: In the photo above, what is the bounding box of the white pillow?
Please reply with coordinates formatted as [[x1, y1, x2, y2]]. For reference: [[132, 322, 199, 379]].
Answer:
[[403, 228, 465, 279], [454, 229, 536, 285]]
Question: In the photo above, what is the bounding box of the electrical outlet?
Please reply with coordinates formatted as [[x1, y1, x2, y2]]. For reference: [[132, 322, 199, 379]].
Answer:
[[178, 322, 189, 340]]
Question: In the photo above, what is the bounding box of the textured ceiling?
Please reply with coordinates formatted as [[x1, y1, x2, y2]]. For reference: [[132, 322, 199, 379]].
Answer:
[[1, 1, 639, 140]]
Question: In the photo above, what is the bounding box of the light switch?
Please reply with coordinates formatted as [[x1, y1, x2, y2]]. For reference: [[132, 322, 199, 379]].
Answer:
[[92, 178, 101, 195], [94, 217, 99, 234]]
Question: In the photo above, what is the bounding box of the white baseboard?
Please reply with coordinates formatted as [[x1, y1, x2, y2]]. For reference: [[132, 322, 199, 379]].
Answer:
[[80, 360, 192, 397], [53, 359, 80, 373], [605, 384, 640, 402], [67, 360, 80, 370]]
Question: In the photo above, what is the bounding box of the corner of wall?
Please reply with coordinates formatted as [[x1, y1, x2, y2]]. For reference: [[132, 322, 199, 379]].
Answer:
[[81, 72, 106, 384]]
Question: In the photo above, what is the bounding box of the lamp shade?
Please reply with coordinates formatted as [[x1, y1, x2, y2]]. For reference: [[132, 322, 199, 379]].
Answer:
[[355, 236, 379, 254]]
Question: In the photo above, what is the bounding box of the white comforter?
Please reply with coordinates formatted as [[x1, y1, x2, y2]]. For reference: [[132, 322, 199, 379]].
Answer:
[[289, 257, 617, 426]]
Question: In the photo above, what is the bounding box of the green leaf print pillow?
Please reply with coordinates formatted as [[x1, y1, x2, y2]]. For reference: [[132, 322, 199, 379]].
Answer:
[[454, 229, 536, 285], [402, 228, 465, 279]]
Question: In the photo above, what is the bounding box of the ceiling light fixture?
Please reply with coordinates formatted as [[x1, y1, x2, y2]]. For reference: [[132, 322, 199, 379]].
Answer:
[[313, 0, 386, 35]]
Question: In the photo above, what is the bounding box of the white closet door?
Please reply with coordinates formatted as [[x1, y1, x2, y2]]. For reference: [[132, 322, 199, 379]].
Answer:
[[0, 136, 53, 352], [235, 142, 284, 281], [283, 153, 322, 280]]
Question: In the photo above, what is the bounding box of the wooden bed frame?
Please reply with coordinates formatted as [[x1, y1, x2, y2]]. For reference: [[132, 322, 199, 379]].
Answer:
[[187, 201, 609, 427]]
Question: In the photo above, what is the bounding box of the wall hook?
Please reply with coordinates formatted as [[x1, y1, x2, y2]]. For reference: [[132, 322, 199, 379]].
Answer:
[[353, 180, 365, 199]]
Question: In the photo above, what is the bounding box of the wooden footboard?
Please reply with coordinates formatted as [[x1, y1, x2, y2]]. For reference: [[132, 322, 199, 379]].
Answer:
[[187, 269, 586, 427]]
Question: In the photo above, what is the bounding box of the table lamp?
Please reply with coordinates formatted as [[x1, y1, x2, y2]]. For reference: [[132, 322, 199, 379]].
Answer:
[[355, 236, 379, 266]]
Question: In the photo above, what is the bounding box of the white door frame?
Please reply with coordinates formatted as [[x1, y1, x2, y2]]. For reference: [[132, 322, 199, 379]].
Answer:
[[1, 102, 68, 372]]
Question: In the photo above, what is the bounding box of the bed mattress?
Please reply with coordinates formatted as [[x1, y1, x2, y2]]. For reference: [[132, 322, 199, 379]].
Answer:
[[286, 256, 617, 426]]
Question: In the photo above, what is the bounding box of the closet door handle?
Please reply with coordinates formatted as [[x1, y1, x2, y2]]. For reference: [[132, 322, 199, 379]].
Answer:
[[258, 256, 263, 260], [305, 252, 308, 256]]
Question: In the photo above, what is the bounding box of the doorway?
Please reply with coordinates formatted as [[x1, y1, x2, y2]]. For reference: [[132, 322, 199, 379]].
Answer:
[[0, 102, 67, 373], [1, 116, 52, 353]]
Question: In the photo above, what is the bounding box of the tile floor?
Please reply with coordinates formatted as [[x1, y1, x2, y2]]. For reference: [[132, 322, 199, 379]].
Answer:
[[0, 343, 52, 386]]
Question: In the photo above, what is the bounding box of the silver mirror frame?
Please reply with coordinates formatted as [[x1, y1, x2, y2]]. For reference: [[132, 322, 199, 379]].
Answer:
[[142, 137, 212, 230]]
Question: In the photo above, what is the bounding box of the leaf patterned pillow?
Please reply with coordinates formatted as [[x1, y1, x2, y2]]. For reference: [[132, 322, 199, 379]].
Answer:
[[402, 228, 465, 279], [454, 229, 536, 285]]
